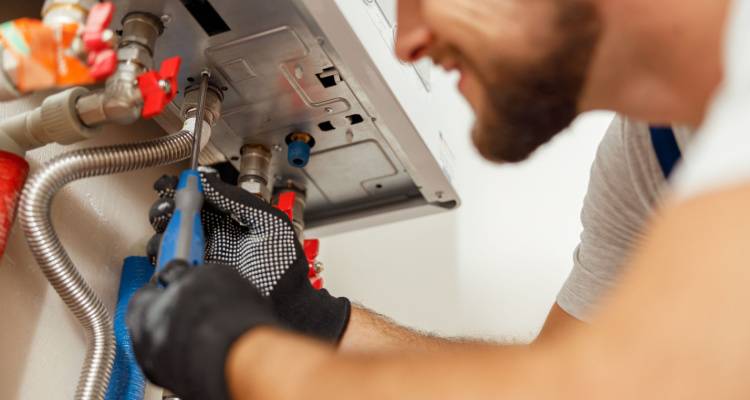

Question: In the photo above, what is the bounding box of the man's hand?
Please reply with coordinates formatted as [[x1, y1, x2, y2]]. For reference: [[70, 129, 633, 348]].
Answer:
[[126, 262, 280, 400], [147, 165, 350, 343]]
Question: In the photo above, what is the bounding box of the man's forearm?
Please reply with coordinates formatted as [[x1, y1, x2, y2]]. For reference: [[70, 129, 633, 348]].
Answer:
[[341, 301, 581, 352], [228, 185, 750, 400], [339, 306, 480, 352], [227, 327, 563, 400]]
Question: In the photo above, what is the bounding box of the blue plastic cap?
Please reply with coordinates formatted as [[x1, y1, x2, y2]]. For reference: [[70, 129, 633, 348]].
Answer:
[[288, 140, 311, 168]]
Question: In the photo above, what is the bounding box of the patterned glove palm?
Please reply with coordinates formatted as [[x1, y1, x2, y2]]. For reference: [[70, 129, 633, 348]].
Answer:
[[147, 166, 350, 342]]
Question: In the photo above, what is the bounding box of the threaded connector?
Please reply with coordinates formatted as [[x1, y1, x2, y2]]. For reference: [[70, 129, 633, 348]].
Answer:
[[39, 87, 97, 145]]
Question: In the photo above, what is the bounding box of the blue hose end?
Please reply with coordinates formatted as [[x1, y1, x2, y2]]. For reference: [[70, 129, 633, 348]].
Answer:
[[288, 140, 312, 168]]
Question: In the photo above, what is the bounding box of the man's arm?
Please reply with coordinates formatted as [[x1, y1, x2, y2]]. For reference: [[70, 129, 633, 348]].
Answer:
[[338, 306, 453, 352], [339, 303, 581, 352], [229, 328, 556, 400], [536, 304, 583, 344], [228, 183, 750, 400], [336, 116, 641, 354]]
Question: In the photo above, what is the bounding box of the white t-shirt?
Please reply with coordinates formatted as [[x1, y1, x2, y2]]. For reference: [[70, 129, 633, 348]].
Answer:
[[557, 117, 692, 320]]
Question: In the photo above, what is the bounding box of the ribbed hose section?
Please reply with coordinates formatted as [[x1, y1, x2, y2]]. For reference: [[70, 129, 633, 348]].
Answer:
[[19, 130, 193, 400]]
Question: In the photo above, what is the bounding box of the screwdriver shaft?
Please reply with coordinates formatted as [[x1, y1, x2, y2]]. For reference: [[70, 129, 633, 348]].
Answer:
[[191, 70, 211, 170]]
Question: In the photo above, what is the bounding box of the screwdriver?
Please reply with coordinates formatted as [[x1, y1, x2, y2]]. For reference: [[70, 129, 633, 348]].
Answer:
[[156, 70, 211, 272]]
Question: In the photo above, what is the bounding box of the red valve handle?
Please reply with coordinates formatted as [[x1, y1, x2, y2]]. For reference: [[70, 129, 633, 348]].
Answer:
[[0, 151, 29, 262], [275, 192, 296, 221], [87, 49, 117, 80], [304, 239, 319, 261], [83, 2, 117, 80], [83, 2, 114, 52], [137, 56, 182, 119]]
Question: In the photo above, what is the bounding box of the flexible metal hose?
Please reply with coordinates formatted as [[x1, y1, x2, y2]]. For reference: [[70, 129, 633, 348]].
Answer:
[[19, 130, 193, 400]]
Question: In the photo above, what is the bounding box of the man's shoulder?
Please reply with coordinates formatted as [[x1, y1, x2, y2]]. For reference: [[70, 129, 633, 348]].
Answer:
[[556, 115, 672, 321], [591, 115, 666, 204]]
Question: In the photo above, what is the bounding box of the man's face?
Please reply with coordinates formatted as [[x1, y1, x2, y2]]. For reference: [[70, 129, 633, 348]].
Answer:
[[396, 0, 601, 163]]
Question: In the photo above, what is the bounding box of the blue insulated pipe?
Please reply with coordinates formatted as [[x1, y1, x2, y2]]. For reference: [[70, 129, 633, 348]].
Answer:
[[106, 256, 154, 400]]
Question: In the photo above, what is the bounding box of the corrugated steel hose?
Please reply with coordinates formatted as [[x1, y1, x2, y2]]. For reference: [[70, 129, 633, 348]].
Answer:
[[19, 130, 193, 400]]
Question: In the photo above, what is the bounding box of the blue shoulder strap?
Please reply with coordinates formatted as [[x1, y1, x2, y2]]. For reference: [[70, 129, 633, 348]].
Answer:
[[649, 126, 682, 179]]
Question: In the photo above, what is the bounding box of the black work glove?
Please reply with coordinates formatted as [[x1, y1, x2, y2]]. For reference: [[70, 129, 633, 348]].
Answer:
[[127, 261, 279, 400], [147, 165, 350, 342]]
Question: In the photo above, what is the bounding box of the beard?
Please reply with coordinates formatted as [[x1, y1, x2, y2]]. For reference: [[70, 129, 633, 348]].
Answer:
[[471, 1, 601, 163]]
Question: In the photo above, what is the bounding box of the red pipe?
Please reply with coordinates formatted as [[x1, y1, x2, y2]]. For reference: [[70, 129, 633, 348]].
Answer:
[[0, 150, 29, 260]]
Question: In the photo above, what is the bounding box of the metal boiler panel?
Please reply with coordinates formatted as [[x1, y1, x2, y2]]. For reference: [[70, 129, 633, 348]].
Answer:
[[112, 0, 460, 234]]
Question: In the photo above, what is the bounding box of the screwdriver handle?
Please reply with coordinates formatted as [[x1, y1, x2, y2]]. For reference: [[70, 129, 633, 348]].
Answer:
[[156, 169, 205, 271]]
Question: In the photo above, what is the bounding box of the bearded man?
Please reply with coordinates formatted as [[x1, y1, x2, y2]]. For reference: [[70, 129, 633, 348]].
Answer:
[[127, 0, 750, 399]]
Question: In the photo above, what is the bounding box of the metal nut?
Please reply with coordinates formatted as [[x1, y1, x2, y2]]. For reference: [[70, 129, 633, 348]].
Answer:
[[160, 14, 173, 27], [181, 85, 224, 124], [240, 180, 264, 193], [117, 45, 153, 69], [239, 179, 271, 201]]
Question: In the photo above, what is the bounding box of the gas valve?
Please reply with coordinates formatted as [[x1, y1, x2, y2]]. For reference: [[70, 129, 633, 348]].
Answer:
[[275, 191, 324, 290], [137, 56, 181, 118]]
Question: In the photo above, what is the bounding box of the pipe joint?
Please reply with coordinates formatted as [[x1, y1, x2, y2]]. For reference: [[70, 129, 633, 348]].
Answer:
[[38, 87, 98, 144], [120, 13, 163, 54], [0, 87, 97, 155], [239, 145, 272, 202], [75, 11, 166, 127], [181, 84, 224, 126]]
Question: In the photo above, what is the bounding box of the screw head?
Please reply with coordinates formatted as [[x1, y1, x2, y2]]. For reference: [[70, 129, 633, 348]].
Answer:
[[314, 261, 325, 273], [100, 30, 116, 46], [160, 14, 173, 26], [158, 79, 171, 93], [272, 144, 283, 152]]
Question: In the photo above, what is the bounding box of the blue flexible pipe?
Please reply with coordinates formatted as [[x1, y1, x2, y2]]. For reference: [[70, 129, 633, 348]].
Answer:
[[106, 256, 154, 400]]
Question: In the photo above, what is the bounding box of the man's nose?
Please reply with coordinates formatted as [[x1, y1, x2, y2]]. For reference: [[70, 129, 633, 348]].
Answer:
[[395, 1, 433, 62]]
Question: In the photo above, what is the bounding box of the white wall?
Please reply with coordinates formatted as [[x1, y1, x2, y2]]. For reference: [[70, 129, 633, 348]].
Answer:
[[321, 70, 613, 341]]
